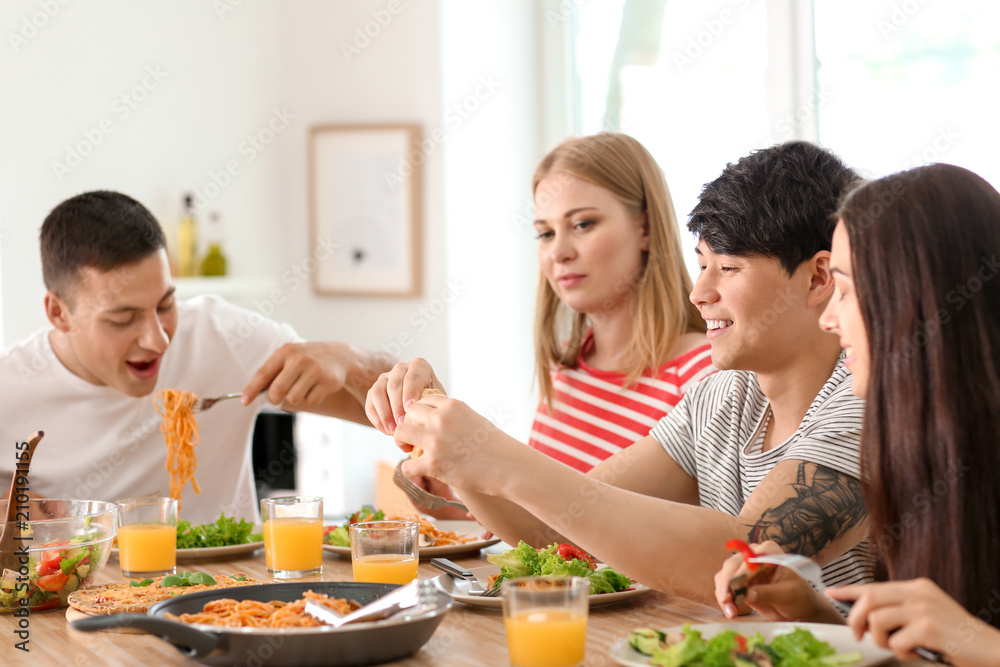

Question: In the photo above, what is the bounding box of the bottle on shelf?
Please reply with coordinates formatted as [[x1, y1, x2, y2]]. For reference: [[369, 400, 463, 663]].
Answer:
[[200, 211, 228, 277], [177, 193, 200, 277]]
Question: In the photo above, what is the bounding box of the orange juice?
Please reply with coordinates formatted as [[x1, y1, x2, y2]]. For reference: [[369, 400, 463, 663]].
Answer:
[[505, 608, 586, 667], [118, 523, 176, 574], [352, 553, 419, 584], [263, 517, 322, 572]]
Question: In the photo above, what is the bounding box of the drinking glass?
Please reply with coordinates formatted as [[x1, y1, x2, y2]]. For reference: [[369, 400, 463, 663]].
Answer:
[[115, 497, 177, 577], [349, 520, 419, 584], [502, 576, 590, 667], [260, 495, 323, 578]]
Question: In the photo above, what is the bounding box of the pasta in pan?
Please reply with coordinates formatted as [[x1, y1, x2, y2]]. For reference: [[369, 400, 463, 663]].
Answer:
[[155, 388, 200, 508], [169, 590, 359, 628]]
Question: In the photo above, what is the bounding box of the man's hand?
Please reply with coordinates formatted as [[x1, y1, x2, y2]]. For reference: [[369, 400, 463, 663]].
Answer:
[[243, 342, 393, 424], [714, 540, 841, 623]]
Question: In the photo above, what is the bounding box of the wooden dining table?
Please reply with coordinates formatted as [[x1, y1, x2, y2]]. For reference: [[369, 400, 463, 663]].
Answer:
[[3, 546, 928, 667]]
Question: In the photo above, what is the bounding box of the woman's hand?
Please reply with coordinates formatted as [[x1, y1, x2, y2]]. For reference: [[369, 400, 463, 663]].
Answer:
[[830, 578, 1000, 666], [365, 358, 444, 435], [393, 393, 517, 496], [714, 540, 843, 623]]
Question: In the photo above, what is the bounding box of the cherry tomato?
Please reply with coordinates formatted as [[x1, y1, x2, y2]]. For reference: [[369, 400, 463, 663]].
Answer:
[[725, 538, 762, 573], [37, 572, 69, 592], [556, 544, 596, 569], [735, 634, 748, 652], [36, 559, 61, 577]]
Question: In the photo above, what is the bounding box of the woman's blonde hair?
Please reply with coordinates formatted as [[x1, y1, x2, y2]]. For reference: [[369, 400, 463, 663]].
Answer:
[[533, 132, 705, 409]]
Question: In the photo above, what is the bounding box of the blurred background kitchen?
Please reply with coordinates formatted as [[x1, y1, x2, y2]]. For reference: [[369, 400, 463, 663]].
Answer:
[[2, 0, 998, 516]]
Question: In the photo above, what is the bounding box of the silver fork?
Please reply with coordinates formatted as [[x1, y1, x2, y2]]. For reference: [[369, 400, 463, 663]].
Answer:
[[192, 390, 266, 413], [392, 460, 469, 513], [192, 392, 242, 413], [749, 553, 949, 664], [748, 553, 850, 613]]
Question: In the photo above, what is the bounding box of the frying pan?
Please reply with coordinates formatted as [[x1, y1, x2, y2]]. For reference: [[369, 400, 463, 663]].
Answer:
[[70, 581, 453, 666]]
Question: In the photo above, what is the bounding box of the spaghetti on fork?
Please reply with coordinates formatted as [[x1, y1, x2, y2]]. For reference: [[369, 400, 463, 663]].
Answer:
[[155, 388, 200, 508]]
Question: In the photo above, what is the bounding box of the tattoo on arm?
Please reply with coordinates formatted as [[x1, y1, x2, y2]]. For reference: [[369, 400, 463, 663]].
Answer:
[[747, 462, 867, 558]]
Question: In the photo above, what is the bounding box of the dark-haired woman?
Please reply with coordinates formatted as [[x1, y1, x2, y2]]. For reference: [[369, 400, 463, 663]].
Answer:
[[713, 163, 1000, 665]]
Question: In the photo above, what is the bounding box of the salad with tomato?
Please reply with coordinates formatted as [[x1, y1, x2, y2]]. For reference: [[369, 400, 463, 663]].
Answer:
[[323, 507, 385, 547], [0, 530, 110, 612], [628, 624, 861, 667], [486, 541, 633, 594]]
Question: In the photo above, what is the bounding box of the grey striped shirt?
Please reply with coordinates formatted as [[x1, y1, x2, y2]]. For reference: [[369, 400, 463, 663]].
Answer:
[[651, 359, 873, 587]]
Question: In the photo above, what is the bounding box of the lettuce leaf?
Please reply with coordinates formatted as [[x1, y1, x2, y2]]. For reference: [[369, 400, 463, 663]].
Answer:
[[176, 514, 261, 549]]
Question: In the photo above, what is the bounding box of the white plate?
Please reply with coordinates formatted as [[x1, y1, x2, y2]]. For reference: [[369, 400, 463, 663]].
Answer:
[[322, 520, 500, 559], [608, 622, 895, 667], [111, 541, 264, 561], [436, 565, 652, 609]]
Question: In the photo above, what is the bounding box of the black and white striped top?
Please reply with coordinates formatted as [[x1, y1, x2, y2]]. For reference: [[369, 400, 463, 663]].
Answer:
[[651, 360, 874, 587]]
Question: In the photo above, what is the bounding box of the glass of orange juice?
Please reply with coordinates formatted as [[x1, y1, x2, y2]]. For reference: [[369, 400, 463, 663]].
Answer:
[[260, 495, 323, 578], [349, 520, 419, 585], [115, 497, 178, 577], [502, 576, 590, 667]]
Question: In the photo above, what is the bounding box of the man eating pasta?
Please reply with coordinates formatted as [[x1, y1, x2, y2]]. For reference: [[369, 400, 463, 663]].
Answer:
[[0, 191, 393, 523]]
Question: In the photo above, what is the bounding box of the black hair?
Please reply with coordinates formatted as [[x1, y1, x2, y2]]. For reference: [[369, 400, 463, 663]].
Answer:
[[688, 141, 859, 274], [40, 190, 166, 299]]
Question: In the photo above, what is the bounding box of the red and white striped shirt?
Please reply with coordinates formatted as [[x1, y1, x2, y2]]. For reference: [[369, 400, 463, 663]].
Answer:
[[529, 340, 715, 472]]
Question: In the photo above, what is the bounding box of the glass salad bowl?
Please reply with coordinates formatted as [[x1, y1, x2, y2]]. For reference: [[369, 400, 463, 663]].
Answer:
[[0, 499, 117, 612]]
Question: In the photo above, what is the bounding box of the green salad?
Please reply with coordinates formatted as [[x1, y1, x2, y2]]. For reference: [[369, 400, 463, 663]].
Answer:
[[323, 506, 385, 547], [176, 514, 262, 549], [628, 624, 862, 667], [486, 541, 633, 594]]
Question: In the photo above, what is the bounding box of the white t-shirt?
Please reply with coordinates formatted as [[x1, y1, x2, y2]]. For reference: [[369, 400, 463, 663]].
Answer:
[[0, 296, 299, 524], [651, 359, 873, 587]]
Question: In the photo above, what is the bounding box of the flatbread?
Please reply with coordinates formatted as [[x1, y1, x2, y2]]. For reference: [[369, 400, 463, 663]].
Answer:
[[409, 388, 443, 458], [68, 571, 265, 615]]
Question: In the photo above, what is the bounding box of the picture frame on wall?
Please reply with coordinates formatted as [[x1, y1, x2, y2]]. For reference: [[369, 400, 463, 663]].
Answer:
[[308, 123, 422, 296]]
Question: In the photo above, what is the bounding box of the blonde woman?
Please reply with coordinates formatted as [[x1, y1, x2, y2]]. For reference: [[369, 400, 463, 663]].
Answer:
[[367, 132, 712, 473], [526, 132, 711, 471]]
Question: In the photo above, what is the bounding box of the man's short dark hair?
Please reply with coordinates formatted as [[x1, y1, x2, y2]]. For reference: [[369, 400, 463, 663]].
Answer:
[[688, 141, 860, 275], [40, 190, 166, 299]]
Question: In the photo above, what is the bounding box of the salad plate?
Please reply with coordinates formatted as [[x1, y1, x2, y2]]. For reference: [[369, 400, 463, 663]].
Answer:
[[436, 565, 652, 609], [608, 622, 894, 667], [111, 541, 264, 561], [323, 520, 500, 559]]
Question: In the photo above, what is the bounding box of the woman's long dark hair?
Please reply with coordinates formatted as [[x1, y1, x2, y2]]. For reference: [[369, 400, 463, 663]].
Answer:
[[839, 164, 1000, 623]]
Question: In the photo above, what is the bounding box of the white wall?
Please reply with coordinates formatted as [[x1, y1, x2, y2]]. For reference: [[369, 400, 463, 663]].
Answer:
[[440, 1, 545, 440], [279, 0, 450, 507], [0, 0, 291, 342]]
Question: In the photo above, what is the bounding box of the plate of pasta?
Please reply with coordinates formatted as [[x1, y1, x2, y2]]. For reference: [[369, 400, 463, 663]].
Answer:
[[322, 515, 500, 558]]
